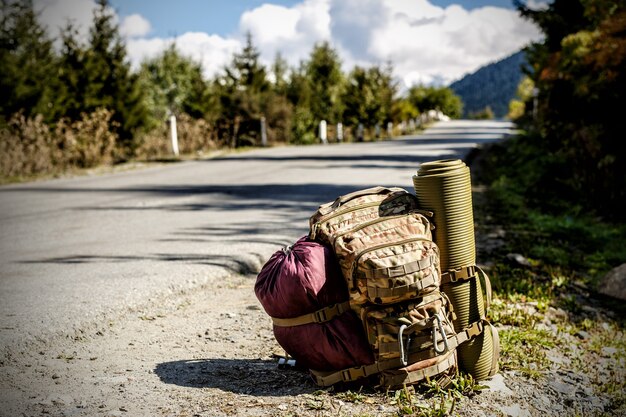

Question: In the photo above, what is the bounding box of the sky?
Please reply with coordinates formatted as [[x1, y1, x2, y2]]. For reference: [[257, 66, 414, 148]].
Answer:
[[34, 0, 547, 88]]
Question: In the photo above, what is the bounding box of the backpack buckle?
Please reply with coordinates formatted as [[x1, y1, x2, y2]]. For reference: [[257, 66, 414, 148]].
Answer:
[[314, 308, 328, 323], [432, 314, 449, 355], [398, 324, 412, 366]]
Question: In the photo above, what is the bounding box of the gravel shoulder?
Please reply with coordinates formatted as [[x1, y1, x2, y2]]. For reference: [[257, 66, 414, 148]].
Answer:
[[2, 264, 623, 417]]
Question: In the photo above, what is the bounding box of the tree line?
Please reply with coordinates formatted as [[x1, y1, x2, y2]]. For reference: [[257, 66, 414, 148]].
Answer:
[[507, 0, 625, 220], [0, 0, 463, 178]]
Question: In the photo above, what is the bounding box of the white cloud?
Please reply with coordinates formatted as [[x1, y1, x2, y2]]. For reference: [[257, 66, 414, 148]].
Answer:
[[35, 0, 100, 42], [35, 0, 543, 89], [120, 14, 151, 38], [526, 0, 550, 10], [239, 0, 331, 67], [126, 33, 241, 79], [336, 1, 542, 87]]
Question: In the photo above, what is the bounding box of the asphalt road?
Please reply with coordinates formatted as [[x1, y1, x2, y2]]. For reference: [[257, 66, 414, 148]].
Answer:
[[0, 119, 514, 352]]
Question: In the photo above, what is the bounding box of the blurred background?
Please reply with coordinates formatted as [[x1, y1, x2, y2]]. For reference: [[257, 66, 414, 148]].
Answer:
[[1, 0, 624, 220]]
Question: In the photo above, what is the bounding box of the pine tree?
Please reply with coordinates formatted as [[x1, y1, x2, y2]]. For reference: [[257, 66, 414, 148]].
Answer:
[[84, 0, 147, 150], [216, 32, 269, 147], [306, 42, 343, 124], [139, 44, 209, 127], [50, 22, 89, 122], [0, 0, 56, 123]]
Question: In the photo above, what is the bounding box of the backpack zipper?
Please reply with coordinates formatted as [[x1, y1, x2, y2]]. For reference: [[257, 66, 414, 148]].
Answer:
[[311, 193, 420, 240], [332, 211, 432, 249]]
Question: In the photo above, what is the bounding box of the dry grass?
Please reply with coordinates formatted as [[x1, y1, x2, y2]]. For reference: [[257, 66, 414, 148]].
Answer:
[[0, 108, 118, 180], [135, 113, 218, 160]]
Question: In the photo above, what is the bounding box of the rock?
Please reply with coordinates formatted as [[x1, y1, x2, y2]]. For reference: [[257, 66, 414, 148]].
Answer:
[[501, 404, 531, 417], [601, 347, 617, 357], [506, 253, 532, 267], [549, 380, 576, 396], [482, 373, 513, 395], [576, 330, 590, 340], [598, 263, 626, 301]]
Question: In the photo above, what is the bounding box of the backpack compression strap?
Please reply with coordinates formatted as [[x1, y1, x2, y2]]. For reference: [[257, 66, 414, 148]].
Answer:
[[380, 351, 457, 387], [359, 256, 436, 280], [309, 320, 485, 387], [270, 301, 351, 327], [441, 265, 492, 311]]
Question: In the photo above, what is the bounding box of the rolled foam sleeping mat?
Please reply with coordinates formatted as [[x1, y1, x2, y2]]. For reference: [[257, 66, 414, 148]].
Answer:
[[412, 159, 497, 379]]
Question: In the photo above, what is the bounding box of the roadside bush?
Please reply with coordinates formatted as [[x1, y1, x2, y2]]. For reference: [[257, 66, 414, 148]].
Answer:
[[0, 108, 118, 179], [54, 108, 118, 168], [135, 113, 217, 160]]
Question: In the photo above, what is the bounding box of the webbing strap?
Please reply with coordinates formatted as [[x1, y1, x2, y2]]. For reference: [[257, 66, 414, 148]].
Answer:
[[476, 265, 492, 311], [381, 351, 457, 387], [310, 321, 485, 387], [321, 186, 396, 214], [488, 322, 500, 377], [361, 256, 435, 280], [366, 273, 438, 299], [271, 301, 351, 327], [310, 358, 402, 387], [441, 265, 492, 312], [378, 320, 484, 355], [441, 265, 476, 284]]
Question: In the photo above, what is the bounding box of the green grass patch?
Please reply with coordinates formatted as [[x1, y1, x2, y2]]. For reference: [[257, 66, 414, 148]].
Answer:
[[499, 327, 556, 379]]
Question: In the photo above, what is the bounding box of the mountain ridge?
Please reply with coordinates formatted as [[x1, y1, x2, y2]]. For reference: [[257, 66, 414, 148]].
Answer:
[[449, 51, 526, 118]]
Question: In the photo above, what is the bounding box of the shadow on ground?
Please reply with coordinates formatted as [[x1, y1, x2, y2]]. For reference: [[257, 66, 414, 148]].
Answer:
[[155, 358, 316, 396]]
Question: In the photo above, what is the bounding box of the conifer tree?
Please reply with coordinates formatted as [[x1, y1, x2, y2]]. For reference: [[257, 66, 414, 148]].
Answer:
[[84, 0, 147, 150], [216, 32, 269, 147], [51, 22, 89, 122], [306, 42, 343, 124], [0, 0, 55, 123], [139, 44, 209, 127]]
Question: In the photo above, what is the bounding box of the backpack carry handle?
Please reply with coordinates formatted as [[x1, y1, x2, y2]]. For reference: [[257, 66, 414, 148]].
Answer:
[[328, 186, 394, 210]]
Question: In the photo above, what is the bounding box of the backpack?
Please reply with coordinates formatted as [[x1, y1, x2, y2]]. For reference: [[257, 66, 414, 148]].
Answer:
[[308, 187, 462, 387]]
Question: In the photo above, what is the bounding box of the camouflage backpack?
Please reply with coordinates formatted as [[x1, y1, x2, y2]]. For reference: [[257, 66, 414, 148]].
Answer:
[[308, 188, 476, 387]]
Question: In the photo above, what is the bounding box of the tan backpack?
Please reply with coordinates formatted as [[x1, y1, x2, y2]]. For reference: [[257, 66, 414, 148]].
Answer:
[[308, 187, 472, 387]]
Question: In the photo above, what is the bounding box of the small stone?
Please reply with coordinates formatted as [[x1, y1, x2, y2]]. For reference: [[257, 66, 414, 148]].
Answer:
[[51, 374, 60, 380], [576, 330, 590, 340], [277, 404, 288, 411], [482, 373, 513, 395], [601, 347, 617, 357], [550, 380, 576, 395], [598, 263, 626, 301], [506, 253, 532, 267], [501, 404, 531, 417]]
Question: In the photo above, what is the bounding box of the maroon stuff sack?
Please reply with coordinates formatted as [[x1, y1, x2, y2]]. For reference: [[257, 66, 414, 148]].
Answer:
[[255, 236, 374, 371]]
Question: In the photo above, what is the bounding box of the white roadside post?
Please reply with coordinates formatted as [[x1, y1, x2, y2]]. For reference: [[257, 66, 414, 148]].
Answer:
[[169, 114, 179, 156], [532, 87, 539, 121], [319, 120, 328, 144], [260, 116, 267, 147], [336, 122, 343, 142], [387, 121, 393, 138]]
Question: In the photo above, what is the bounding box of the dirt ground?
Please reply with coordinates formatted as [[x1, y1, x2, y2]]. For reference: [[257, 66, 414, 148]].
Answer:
[[1, 260, 623, 417]]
